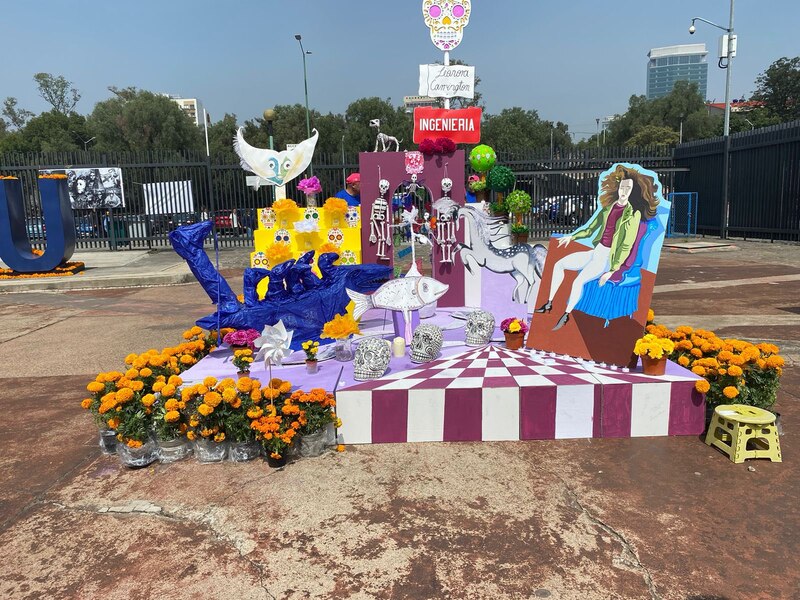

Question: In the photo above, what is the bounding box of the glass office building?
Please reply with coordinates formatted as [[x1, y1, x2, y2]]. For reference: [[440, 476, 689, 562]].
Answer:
[[647, 44, 708, 100]]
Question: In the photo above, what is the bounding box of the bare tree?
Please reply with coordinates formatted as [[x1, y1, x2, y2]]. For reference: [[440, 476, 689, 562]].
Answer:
[[33, 72, 81, 114]]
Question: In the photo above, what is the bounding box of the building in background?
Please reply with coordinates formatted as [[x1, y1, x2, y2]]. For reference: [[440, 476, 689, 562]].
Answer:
[[168, 96, 209, 126], [646, 44, 708, 100], [403, 95, 438, 113]]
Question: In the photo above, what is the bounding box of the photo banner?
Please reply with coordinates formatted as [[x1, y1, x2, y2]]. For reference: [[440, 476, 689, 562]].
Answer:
[[413, 107, 482, 143]]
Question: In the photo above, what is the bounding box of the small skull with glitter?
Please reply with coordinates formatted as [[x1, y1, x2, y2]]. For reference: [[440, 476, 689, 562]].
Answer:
[[410, 324, 444, 363], [345, 206, 360, 228], [327, 227, 344, 247], [339, 249, 357, 265], [353, 337, 391, 381], [274, 228, 290, 245], [260, 208, 276, 229], [464, 310, 495, 346]]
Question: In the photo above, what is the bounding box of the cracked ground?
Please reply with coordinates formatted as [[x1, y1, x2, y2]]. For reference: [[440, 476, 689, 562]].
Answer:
[[0, 241, 798, 599]]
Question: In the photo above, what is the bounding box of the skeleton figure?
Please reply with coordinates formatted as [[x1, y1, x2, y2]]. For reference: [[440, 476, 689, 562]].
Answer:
[[370, 119, 402, 152], [465, 310, 495, 346], [410, 324, 444, 363], [433, 178, 459, 263], [370, 178, 392, 259], [353, 337, 392, 380]]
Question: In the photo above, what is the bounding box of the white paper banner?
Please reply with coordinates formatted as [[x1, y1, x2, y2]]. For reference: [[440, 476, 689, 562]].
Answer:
[[418, 64, 475, 99]]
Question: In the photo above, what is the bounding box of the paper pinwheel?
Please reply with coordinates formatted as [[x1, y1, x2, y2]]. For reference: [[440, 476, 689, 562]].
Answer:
[[254, 320, 294, 367]]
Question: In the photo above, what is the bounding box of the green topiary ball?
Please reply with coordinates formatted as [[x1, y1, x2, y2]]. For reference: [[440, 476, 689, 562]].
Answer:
[[469, 144, 496, 173], [487, 165, 516, 192], [505, 189, 532, 214]]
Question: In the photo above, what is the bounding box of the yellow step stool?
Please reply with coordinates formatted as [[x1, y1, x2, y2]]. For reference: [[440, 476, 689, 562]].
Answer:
[[705, 404, 782, 463]]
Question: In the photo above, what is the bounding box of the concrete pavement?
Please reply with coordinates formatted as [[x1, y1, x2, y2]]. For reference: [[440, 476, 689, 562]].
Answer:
[[0, 237, 798, 599]]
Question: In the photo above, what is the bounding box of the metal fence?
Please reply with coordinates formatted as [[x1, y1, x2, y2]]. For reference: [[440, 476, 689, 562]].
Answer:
[[674, 120, 800, 241]]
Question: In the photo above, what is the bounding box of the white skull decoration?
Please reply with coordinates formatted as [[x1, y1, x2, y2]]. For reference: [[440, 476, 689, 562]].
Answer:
[[251, 251, 268, 267], [327, 228, 344, 247], [345, 206, 360, 228], [304, 207, 320, 223], [422, 0, 472, 51], [378, 179, 391, 195], [260, 208, 276, 229], [465, 310, 495, 346], [354, 337, 391, 381], [274, 228, 290, 245], [410, 324, 444, 363], [339, 249, 357, 265], [441, 177, 453, 194]]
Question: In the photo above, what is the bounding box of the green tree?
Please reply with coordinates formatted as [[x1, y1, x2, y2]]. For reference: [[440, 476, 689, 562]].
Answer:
[[344, 97, 411, 153], [752, 56, 800, 122], [33, 72, 81, 114], [2, 97, 34, 129], [87, 88, 204, 152], [242, 104, 320, 153], [480, 107, 565, 152], [0, 110, 89, 152], [626, 125, 680, 146], [207, 112, 239, 160]]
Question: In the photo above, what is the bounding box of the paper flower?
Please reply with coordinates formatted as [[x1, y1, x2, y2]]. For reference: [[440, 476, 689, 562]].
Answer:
[[255, 320, 294, 367], [293, 219, 320, 233], [272, 198, 299, 214], [297, 176, 322, 195], [320, 313, 361, 340], [264, 243, 293, 267], [222, 328, 261, 349], [323, 197, 348, 214]]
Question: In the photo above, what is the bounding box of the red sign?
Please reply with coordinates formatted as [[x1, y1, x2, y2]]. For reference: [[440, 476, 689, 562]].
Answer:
[[413, 107, 482, 144]]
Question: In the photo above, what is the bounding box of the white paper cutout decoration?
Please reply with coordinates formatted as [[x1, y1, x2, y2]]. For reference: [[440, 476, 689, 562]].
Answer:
[[422, 0, 471, 52]]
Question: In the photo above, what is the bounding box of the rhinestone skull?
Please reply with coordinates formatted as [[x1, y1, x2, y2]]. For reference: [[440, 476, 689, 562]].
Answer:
[[410, 324, 444, 363], [464, 310, 495, 346], [353, 337, 391, 381]]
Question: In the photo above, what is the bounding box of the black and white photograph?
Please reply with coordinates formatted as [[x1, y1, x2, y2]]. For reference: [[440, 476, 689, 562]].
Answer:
[[41, 168, 125, 209]]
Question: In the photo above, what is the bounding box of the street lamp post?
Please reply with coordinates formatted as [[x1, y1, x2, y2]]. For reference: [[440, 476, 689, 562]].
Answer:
[[690, 0, 735, 239], [263, 108, 275, 150], [294, 34, 312, 176]]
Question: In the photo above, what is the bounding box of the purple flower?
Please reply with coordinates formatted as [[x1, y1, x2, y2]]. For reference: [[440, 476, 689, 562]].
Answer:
[[297, 176, 322, 195], [500, 317, 529, 334], [223, 328, 261, 349]]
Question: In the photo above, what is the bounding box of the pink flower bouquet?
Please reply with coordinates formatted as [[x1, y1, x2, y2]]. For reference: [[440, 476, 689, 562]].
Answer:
[[223, 328, 261, 350], [500, 317, 529, 335], [297, 176, 322, 196]]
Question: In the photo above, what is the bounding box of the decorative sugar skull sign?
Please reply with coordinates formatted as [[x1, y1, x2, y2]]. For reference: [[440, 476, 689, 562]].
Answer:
[[327, 227, 344, 247], [354, 337, 391, 381], [339, 250, 357, 265], [345, 206, 360, 228], [251, 251, 268, 267], [465, 310, 495, 346], [274, 228, 291, 245], [260, 208, 276, 229], [422, 0, 471, 52], [304, 207, 320, 223], [410, 324, 444, 363]]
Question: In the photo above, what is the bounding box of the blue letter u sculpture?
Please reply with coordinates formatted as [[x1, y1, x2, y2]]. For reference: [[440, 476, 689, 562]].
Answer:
[[0, 177, 76, 272]]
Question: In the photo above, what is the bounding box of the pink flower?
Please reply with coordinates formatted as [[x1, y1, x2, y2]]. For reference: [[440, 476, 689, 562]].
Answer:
[[297, 176, 322, 195], [223, 328, 261, 349], [500, 317, 529, 334]]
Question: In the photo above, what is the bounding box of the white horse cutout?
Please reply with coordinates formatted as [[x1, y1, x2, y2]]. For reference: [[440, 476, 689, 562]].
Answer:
[[458, 204, 547, 304]]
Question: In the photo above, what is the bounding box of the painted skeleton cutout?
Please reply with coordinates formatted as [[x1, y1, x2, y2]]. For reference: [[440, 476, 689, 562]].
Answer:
[[433, 177, 459, 263], [370, 178, 392, 259]]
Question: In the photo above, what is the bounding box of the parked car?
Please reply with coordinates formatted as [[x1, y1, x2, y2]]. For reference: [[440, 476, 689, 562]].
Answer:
[[75, 216, 96, 238], [26, 218, 45, 239], [213, 210, 240, 234], [532, 196, 588, 226], [170, 212, 197, 230]]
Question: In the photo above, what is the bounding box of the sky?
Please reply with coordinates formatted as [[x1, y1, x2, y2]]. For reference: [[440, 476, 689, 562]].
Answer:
[[2, 0, 799, 140]]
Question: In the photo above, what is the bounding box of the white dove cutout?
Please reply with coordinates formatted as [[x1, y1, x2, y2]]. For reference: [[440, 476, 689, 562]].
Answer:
[[254, 320, 294, 367], [233, 128, 319, 187]]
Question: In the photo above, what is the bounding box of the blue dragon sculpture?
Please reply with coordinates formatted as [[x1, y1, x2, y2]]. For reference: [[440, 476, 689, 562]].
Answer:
[[169, 221, 391, 349]]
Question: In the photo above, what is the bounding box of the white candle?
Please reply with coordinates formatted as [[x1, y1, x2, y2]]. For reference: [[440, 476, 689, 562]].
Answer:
[[392, 337, 405, 358]]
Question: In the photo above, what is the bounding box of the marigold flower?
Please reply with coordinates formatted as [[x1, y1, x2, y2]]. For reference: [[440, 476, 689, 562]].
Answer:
[[336, 444, 345, 452], [187, 430, 196, 441], [86, 381, 104, 393], [117, 387, 135, 402], [765, 355, 785, 369], [198, 403, 214, 416], [727, 365, 743, 377], [647, 308, 655, 323], [247, 407, 264, 419], [165, 410, 181, 423], [141, 393, 156, 407], [153, 381, 165, 393], [80, 398, 92, 409], [203, 376, 218, 388], [691, 366, 706, 377], [125, 353, 139, 364], [164, 398, 179, 411], [695, 380, 710, 393], [204, 391, 222, 407], [214, 432, 226, 442], [678, 356, 690, 367], [139, 367, 153, 378], [236, 378, 253, 393], [161, 384, 177, 398], [180, 355, 195, 365], [723, 386, 739, 399]]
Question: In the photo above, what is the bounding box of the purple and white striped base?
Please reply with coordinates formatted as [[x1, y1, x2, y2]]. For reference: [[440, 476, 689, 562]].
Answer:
[[336, 346, 706, 444]]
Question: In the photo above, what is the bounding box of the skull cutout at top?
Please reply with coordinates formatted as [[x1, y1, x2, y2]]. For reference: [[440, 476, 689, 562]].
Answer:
[[422, 0, 471, 51]]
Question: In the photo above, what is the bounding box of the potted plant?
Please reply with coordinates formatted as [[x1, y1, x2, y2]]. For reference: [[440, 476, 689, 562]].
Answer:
[[500, 317, 529, 350], [250, 378, 298, 467], [232, 348, 254, 377], [633, 333, 675, 375], [291, 388, 340, 457], [182, 378, 242, 463], [506, 189, 532, 227], [223, 328, 260, 351], [82, 371, 126, 455], [153, 376, 193, 463], [511, 223, 530, 245], [108, 381, 160, 468], [469, 176, 488, 203], [321, 313, 361, 361], [302, 340, 320, 373], [220, 376, 268, 462]]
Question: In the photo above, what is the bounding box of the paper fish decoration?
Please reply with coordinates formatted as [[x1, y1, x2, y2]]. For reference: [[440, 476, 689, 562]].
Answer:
[[233, 128, 318, 187], [348, 277, 449, 343]]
